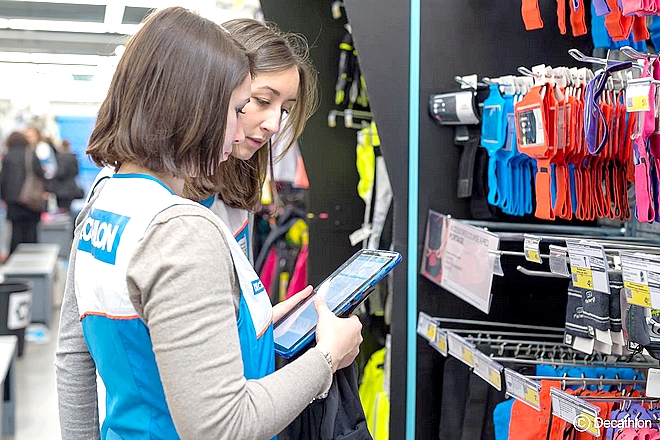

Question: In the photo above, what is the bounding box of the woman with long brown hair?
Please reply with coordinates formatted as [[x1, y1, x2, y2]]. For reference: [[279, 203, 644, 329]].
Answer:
[[188, 18, 317, 249]]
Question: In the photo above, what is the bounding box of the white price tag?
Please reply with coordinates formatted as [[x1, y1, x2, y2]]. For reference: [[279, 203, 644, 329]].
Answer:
[[349, 226, 372, 247], [447, 331, 475, 368], [458, 74, 478, 90], [549, 245, 570, 277], [619, 252, 660, 309], [416, 312, 437, 342], [550, 387, 600, 436], [626, 77, 652, 113], [523, 234, 542, 264], [504, 368, 542, 410], [473, 351, 503, 391], [431, 329, 448, 356], [646, 368, 660, 398], [566, 240, 610, 294]]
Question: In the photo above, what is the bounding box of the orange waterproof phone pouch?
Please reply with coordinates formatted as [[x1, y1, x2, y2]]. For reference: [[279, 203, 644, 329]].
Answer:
[[515, 84, 556, 220]]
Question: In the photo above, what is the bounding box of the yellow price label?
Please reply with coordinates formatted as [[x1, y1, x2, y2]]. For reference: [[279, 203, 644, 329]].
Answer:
[[525, 249, 541, 264], [462, 346, 474, 366], [426, 324, 437, 341], [571, 266, 594, 290], [624, 281, 652, 307], [523, 386, 540, 407], [574, 412, 599, 436], [489, 369, 502, 389], [437, 336, 447, 354], [628, 95, 650, 112]]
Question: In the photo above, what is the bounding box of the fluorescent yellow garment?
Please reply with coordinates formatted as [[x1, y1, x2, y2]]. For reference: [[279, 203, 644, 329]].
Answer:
[[358, 347, 390, 439], [356, 122, 380, 202]]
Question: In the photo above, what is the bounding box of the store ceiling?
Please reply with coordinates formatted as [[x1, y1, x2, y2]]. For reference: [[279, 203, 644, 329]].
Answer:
[[0, 0, 261, 104], [0, 0, 261, 57]]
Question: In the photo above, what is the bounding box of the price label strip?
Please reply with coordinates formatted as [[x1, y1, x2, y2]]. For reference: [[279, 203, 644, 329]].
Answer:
[[504, 368, 542, 410], [524, 234, 542, 264], [548, 245, 570, 277], [431, 329, 448, 356], [620, 252, 660, 309], [447, 331, 475, 368], [473, 350, 504, 391], [550, 387, 600, 436], [417, 312, 438, 343], [566, 240, 611, 294]]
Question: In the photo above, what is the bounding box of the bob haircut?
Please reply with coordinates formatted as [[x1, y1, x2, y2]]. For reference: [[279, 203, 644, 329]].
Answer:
[[188, 18, 318, 210], [87, 7, 252, 188]]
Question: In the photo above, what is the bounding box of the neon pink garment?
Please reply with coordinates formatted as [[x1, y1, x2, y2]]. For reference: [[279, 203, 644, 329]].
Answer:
[[286, 242, 308, 300]]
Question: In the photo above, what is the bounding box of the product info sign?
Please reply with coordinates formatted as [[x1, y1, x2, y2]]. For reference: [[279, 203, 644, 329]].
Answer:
[[440, 219, 500, 313]]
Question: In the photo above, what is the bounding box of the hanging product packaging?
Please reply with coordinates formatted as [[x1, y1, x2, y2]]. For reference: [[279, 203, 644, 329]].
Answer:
[[631, 60, 656, 222], [515, 84, 556, 220], [480, 84, 508, 206], [429, 90, 481, 126]]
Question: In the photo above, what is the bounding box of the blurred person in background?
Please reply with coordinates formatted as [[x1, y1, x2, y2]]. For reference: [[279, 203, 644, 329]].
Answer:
[[24, 126, 57, 189], [52, 140, 82, 212], [0, 131, 45, 254]]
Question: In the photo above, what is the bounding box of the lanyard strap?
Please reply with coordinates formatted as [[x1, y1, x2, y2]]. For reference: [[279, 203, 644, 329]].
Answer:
[[495, 110, 518, 212], [553, 88, 573, 219], [521, 0, 544, 30], [454, 126, 481, 199], [632, 15, 650, 42], [556, 0, 567, 34], [569, 0, 588, 36], [584, 61, 633, 155]]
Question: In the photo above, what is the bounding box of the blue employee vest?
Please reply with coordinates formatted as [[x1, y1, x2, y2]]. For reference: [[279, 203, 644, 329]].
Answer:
[[75, 174, 274, 439], [203, 194, 274, 380]]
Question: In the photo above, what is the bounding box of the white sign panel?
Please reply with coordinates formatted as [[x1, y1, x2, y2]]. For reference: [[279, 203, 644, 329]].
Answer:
[[440, 219, 500, 313]]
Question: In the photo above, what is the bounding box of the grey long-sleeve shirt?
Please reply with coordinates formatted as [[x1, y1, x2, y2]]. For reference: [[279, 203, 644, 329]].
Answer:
[[55, 179, 332, 440]]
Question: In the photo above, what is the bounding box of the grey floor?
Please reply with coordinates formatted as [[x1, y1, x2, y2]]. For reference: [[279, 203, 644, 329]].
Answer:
[[4, 261, 65, 440], [10, 310, 62, 440]]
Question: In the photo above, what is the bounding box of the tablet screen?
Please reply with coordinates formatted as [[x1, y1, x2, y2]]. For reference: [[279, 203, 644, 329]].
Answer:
[[273, 252, 394, 351]]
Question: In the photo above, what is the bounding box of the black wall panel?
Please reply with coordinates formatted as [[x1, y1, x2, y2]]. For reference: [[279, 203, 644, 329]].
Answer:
[[262, 0, 595, 438], [345, 1, 592, 439], [343, 1, 411, 439]]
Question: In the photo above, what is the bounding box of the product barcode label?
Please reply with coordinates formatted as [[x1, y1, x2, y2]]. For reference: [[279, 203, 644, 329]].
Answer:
[[620, 252, 660, 308], [566, 240, 608, 292]]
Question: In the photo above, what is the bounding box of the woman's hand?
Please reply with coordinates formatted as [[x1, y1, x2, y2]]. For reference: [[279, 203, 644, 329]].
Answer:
[[272, 285, 314, 323], [314, 297, 363, 373]]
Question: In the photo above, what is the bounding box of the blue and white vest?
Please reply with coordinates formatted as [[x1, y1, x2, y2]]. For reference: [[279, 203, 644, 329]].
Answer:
[[75, 174, 274, 439], [201, 194, 273, 380], [202, 195, 253, 263]]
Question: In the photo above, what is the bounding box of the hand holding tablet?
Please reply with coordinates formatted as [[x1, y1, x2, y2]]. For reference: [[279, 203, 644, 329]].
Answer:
[[273, 249, 402, 359]]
